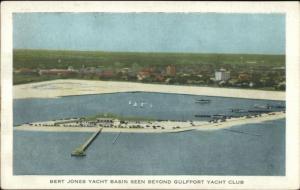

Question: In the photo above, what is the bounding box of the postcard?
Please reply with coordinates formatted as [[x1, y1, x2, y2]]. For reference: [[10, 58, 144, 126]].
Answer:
[[1, 1, 299, 189]]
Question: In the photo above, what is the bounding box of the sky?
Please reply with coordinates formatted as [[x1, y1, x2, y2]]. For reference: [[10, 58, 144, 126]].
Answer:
[[13, 13, 285, 54]]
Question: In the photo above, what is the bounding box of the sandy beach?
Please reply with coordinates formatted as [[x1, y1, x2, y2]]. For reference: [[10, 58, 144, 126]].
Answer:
[[14, 111, 285, 133], [14, 79, 285, 100]]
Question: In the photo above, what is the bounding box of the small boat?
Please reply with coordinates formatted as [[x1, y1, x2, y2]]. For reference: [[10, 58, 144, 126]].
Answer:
[[212, 114, 226, 119], [248, 109, 273, 113], [194, 114, 211, 118], [254, 104, 271, 109], [231, 109, 248, 113], [128, 100, 132, 105], [196, 99, 211, 103], [133, 102, 138, 107], [274, 105, 285, 109]]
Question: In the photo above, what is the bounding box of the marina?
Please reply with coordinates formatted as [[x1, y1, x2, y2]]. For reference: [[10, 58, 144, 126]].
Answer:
[[13, 119, 286, 175], [13, 91, 286, 175], [15, 111, 285, 133], [8, 9, 290, 181]]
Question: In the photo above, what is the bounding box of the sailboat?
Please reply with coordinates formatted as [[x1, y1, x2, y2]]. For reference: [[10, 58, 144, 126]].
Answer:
[[128, 100, 132, 105], [133, 102, 138, 107]]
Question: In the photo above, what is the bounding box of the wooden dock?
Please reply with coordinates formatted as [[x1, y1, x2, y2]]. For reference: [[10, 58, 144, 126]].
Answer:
[[71, 128, 102, 157]]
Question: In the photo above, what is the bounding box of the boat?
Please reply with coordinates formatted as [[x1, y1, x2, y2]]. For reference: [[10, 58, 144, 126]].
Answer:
[[194, 114, 211, 118], [133, 102, 138, 107], [254, 104, 271, 109], [128, 100, 132, 105], [248, 109, 273, 113], [274, 105, 285, 109], [212, 114, 226, 119], [231, 109, 248, 113], [195, 99, 211, 103]]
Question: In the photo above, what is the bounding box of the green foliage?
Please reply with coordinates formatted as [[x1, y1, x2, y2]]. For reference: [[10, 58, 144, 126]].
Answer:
[[14, 49, 285, 70], [13, 49, 285, 91], [13, 74, 63, 85]]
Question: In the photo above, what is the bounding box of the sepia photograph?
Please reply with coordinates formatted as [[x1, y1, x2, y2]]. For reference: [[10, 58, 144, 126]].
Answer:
[[1, 1, 299, 189]]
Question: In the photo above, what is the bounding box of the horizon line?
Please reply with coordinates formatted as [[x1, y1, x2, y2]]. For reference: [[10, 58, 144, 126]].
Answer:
[[13, 48, 286, 56]]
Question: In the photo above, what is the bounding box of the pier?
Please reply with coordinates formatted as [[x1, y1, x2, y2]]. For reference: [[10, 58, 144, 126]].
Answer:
[[71, 128, 102, 157]]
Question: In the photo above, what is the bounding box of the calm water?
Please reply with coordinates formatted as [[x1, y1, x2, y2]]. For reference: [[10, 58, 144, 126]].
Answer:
[[13, 92, 284, 125], [13, 92, 285, 175]]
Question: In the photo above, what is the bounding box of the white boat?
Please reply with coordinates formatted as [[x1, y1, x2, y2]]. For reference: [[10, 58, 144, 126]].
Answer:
[[128, 100, 132, 105], [254, 104, 271, 109], [133, 102, 138, 107]]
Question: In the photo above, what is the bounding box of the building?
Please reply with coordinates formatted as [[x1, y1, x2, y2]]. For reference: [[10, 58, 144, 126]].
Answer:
[[166, 65, 176, 76], [100, 70, 114, 78], [238, 73, 250, 81], [137, 71, 151, 81], [215, 69, 230, 81], [14, 68, 37, 75], [39, 68, 78, 76], [154, 74, 165, 82]]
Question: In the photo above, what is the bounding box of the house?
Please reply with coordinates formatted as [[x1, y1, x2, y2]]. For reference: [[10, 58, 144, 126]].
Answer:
[[137, 71, 151, 81], [238, 73, 250, 81], [154, 74, 165, 82], [166, 65, 176, 76], [100, 70, 115, 78]]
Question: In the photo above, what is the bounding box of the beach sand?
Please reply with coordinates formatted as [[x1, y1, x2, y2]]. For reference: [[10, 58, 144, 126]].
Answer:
[[14, 79, 285, 100]]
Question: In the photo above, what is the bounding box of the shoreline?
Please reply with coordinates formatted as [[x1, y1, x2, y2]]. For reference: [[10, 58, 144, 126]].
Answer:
[[14, 112, 285, 133], [14, 79, 285, 100]]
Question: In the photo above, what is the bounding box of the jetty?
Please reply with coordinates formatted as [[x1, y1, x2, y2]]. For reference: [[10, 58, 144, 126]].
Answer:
[[71, 128, 102, 157]]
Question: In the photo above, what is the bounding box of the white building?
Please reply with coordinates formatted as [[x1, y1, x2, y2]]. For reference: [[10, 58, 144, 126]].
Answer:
[[215, 69, 230, 81]]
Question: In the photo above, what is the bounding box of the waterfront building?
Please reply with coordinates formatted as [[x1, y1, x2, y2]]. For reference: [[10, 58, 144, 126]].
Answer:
[[215, 69, 230, 81]]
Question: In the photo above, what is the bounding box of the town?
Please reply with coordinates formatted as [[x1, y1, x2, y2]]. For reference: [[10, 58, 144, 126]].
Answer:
[[13, 49, 285, 90]]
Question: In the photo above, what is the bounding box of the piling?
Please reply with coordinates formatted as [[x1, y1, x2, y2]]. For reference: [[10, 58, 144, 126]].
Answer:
[[112, 132, 121, 144]]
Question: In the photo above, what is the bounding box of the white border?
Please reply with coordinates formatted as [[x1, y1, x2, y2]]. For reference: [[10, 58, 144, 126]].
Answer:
[[1, 1, 300, 189]]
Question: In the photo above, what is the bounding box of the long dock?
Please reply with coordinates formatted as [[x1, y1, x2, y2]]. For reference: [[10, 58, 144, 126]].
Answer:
[[71, 128, 102, 157]]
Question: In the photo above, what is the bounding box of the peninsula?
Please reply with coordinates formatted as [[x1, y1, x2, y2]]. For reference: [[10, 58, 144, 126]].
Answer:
[[15, 111, 285, 133]]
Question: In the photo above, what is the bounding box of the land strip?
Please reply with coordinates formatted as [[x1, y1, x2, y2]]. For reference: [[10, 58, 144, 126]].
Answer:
[[14, 111, 285, 133], [14, 79, 285, 100]]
